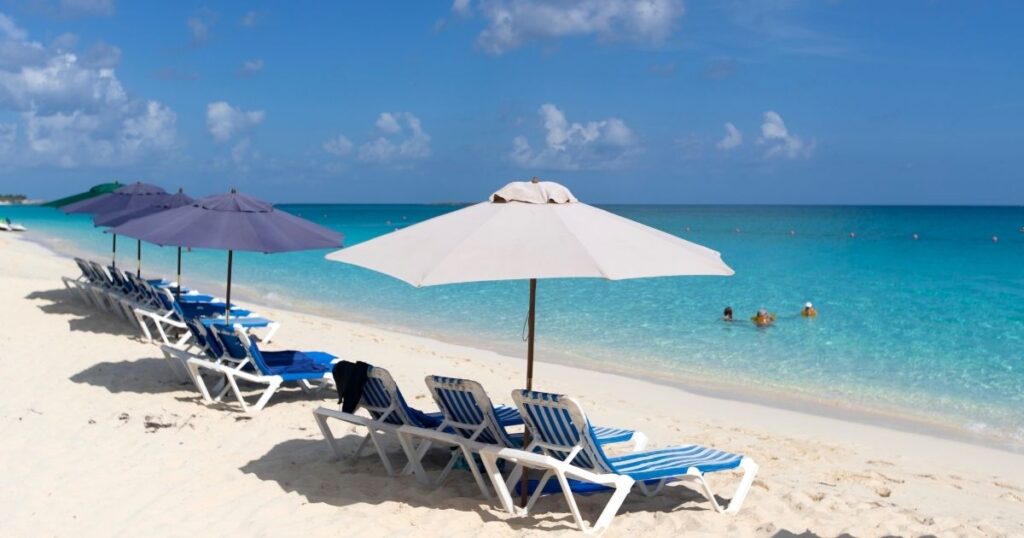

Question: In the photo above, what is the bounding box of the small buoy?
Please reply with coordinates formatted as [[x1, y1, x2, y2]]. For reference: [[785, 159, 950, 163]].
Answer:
[[912, 233, 919, 240], [684, 226, 690, 232], [992, 235, 999, 243], [789, 230, 796, 236], [734, 228, 741, 233], [849, 232, 856, 238]]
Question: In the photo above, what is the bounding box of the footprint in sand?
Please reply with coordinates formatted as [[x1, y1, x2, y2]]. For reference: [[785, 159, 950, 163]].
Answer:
[[999, 492, 1024, 503]]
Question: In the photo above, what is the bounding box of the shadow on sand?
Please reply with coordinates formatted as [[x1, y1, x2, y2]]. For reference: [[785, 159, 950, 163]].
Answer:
[[240, 435, 730, 533], [26, 287, 140, 338], [70, 357, 194, 395]]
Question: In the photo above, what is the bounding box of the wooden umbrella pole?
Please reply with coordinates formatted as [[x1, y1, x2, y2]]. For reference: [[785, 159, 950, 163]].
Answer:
[[519, 278, 537, 507]]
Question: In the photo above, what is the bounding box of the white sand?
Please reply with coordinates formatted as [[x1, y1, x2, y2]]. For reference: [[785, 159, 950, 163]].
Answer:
[[2, 231, 1023, 537]]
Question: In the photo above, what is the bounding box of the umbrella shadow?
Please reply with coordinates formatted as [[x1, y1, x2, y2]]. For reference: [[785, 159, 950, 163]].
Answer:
[[241, 435, 740, 533], [26, 287, 141, 338], [70, 357, 194, 395]]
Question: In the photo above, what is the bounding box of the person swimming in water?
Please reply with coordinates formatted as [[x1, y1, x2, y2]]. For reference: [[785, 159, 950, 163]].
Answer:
[[752, 308, 776, 326], [723, 306, 734, 321], [801, 302, 817, 317]]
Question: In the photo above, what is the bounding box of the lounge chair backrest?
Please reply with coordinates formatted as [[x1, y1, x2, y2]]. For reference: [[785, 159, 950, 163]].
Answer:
[[213, 324, 261, 364], [81, 259, 104, 285], [426, 376, 516, 445], [106, 265, 130, 293], [511, 389, 613, 473], [74, 258, 94, 281], [359, 366, 435, 428], [88, 261, 114, 288], [182, 316, 226, 360], [126, 273, 156, 306]]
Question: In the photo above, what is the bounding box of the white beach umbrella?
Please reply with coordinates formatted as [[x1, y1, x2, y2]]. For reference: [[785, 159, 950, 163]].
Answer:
[[326, 178, 733, 390]]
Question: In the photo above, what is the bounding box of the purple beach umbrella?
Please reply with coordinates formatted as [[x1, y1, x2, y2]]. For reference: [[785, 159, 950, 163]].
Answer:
[[60, 182, 169, 268], [95, 188, 196, 284], [109, 189, 344, 321]]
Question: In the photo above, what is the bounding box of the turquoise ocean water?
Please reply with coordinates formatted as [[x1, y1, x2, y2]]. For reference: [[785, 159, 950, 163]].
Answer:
[[5, 204, 1023, 448]]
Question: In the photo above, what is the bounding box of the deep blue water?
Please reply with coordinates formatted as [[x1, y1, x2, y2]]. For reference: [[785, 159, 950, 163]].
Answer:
[[5, 204, 1024, 446]]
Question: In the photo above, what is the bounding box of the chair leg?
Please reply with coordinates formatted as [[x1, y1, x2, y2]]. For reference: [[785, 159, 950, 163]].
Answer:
[[479, 452, 522, 515], [249, 379, 281, 413], [367, 429, 397, 475], [463, 449, 492, 500], [187, 363, 215, 403], [589, 476, 635, 535], [395, 430, 430, 485], [724, 458, 759, 514], [631, 431, 648, 451], [313, 410, 344, 459], [262, 322, 280, 344], [687, 468, 724, 513]]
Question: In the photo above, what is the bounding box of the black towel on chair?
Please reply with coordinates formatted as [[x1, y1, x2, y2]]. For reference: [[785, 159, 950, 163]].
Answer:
[[332, 360, 370, 413]]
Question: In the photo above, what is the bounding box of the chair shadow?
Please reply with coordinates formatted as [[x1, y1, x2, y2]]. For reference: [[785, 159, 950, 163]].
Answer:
[[26, 287, 141, 338], [241, 435, 736, 533], [70, 357, 194, 395]]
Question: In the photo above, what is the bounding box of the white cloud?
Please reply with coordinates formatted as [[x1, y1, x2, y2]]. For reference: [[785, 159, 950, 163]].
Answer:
[[358, 112, 431, 165], [187, 9, 217, 45], [322, 134, 353, 156], [0, 14, 176, 168], [374, 112, 402, 134], [510, 103, 639, 170], [455, 0, 684, 55], [716, 121, 742, 150], [240, 10, 263, 27], [758, 110, 813, 159], [237, 58, 264, 77], [206, 101, 264, 142]]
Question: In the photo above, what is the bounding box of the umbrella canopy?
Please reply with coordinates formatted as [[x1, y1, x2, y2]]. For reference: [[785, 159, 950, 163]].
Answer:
[[60, 181, 168, 215], [94, 188, 195, 228], [109, 189, 343, 253], [110, 189, 344, 321], [327, 178, 732, 504], [96, 188, 196, 282], [327, 179, 733, 285], [42, 182, 123, 208], [59, 181, 168, 269]]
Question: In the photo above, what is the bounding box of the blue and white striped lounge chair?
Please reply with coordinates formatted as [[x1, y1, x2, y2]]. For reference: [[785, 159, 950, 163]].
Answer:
[[313, 366, 524, 477], [134, 282, 278, 347], [183, 324, 335, 413], [401, 376, 646, 499], [61, 257, 104, 308], [500, 390, 759, 534]]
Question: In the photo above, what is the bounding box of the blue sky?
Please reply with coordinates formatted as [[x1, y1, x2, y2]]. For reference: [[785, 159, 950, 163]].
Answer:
[[0, 0, 1021, 204]]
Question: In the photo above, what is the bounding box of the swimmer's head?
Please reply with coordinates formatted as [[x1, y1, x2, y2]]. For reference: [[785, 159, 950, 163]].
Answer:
[[805, 302, 813, 309]]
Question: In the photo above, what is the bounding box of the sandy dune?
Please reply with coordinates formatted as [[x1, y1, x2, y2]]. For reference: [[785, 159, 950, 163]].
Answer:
[[1, 232, 1022, 537]]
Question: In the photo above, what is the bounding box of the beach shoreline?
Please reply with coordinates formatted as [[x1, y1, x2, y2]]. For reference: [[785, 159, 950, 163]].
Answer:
[[3, 230, 1024, 536], [19, 228, 1024, 455]]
